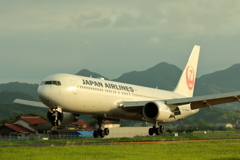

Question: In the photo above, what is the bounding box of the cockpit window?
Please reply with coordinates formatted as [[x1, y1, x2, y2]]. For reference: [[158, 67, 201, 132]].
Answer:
[[57, 81, 61, 85], [52, 81, 57, 85], [40, 81, 61, 86], [45, 81, 53, 85]]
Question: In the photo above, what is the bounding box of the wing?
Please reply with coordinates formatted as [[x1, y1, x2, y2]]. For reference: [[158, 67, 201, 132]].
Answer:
[[14, 99, 48, 108], [118, 91, 240, 112], [166, 91, 240, 109]]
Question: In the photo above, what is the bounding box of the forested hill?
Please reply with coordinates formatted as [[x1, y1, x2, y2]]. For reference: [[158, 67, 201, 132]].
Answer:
[[0, 82, 38, 99], [0, 91, 45, 120], [76, 63, 240, 96], [1, 62, 240, 121], [112, 62, 182, 90], [195, 63, 240, 96], [0, 91, 37, 104], [2, 63, 240, 99], [76, 63, 240, 110]]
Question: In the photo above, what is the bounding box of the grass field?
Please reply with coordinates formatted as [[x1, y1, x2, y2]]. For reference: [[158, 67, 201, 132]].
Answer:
[[1, 131, 240, 160], [1, 140, 240, 160], [1, 130, 240, 146]]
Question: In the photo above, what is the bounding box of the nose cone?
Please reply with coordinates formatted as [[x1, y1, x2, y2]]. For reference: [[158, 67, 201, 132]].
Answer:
[[38, 85, 50, 106], [37, 85, 58, 108]]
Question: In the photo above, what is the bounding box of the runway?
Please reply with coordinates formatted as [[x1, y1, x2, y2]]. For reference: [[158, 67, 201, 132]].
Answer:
[[1, 138, 240, 148]]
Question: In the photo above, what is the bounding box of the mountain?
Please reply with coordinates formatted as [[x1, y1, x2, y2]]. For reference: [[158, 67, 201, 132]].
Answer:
[[193, 64, 240, 110], [0, 91, 38, 104], [1, 62, 240, 122], [0, 82, 38, 99], [113, 62, 182, 90], [0, 103, 47, 120], [195, 64, 240, 96], [184, 107, 240, 124], [0, 91, 44, 120], [76, 69, 109, 80]]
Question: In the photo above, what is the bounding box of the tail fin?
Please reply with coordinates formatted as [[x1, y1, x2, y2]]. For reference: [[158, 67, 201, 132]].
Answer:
[[173, 45, 200, 97]]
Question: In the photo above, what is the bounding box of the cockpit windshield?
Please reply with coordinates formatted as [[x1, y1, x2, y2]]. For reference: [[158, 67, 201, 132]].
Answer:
[[40, 81, 61, 86]]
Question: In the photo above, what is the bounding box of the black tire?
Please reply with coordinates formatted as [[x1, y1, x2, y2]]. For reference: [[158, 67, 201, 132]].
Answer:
[[149, 128, 154, 135], [93, 130, 99, 138], [100, 130, 105, 138], [97, 128, 102, 133], [155, 127, 161, 135], [160, 125, 165, 133], [104, 128, 109, 135], [153, 126, 156, 130], [51, 121, 56, 126]]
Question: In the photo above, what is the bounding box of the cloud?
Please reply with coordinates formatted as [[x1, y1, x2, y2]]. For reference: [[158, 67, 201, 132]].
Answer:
[[1, 1, 240, 36], [77, 12, 112, 28], [1, 0, 240, 83]]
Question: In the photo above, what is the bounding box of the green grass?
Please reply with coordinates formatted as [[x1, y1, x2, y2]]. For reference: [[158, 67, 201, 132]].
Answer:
[[1, 131, 240, 146], [1, 140, 240, 160]]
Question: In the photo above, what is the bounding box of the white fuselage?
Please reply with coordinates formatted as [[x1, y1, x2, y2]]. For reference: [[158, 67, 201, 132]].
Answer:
[[37, 73, 199, 123]]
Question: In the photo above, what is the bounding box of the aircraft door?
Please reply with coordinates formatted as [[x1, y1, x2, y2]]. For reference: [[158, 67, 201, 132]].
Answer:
[[71, 80, 78, 94]]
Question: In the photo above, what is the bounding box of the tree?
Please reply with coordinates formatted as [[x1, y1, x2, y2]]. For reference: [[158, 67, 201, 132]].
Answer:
[[166, 128, 173, 134]]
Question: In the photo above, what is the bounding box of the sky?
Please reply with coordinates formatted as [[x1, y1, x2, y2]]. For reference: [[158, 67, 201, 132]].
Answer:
[[1, 0, 240, 84]]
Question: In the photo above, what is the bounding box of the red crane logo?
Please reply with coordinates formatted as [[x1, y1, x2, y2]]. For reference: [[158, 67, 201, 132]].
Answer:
[[186, 66, 195, 90]]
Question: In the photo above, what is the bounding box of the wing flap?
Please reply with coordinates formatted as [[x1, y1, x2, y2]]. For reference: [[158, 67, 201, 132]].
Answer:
[[14, 99, 48, 108]]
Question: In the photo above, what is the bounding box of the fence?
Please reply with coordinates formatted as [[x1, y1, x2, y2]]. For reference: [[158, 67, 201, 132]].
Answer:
[[0, 134, 85, 141]]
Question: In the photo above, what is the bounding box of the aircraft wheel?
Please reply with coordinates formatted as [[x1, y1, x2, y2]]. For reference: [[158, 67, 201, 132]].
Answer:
[[104, 128, 109, 135], [160, 125, 165, 133], [155, 127, 161, 135], [100, 130, 105, 138], [149, 128, 154, 136], [93, 130, 99, 138], [51, 121, 56, 126], [56, 119, 61, 126], [153, 126, 156, 131]]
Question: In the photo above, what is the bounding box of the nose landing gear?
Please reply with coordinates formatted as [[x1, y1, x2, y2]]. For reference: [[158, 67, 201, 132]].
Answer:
[[47, 108, 63, 127]]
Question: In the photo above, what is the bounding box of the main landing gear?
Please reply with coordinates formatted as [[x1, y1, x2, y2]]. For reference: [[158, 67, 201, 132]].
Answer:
[[148, 122, 164, 136], [93, 117, 109, 138]]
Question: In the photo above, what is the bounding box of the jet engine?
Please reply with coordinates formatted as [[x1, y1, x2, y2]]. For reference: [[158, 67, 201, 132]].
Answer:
[[47, 111, 78, 126], [142, 101, 174, 122]]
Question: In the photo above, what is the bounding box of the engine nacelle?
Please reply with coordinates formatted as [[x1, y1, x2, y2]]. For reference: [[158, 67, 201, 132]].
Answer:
[[142, 101, 174, 122], [47, 111, 78, 126]]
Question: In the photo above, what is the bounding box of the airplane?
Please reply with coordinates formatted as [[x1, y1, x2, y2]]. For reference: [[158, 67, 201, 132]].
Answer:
[[14, 45, 240, 138]]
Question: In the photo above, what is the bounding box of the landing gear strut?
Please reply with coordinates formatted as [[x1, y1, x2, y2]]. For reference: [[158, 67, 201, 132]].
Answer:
[[47, 108, 63, 127], [93, 117, 109, 138], [148, 122, 164, 136]]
